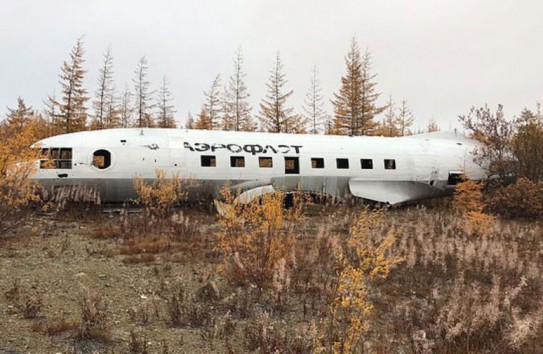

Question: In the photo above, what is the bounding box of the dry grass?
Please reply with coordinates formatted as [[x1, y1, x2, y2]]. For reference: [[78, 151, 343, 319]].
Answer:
[[3, 185, 543, 352]]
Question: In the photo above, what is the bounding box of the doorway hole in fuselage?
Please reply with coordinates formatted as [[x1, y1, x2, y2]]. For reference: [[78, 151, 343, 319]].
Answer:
[[285, 157, 299, 174], [447, 171, 464, 185]]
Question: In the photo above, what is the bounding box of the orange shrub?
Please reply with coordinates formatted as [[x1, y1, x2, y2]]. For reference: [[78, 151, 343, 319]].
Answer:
[[216, 188, 305, 288], [454, 180, 495, 236], [486, 178, 543, 219], [0, 124, 40, 235]]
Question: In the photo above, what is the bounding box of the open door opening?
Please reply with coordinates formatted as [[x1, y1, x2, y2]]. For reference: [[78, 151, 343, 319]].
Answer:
[[447, 171, 464, 185], [285, 157, 299, 174]]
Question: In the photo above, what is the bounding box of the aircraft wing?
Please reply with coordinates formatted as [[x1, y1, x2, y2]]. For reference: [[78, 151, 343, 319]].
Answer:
[[348, 179, 442, 205]]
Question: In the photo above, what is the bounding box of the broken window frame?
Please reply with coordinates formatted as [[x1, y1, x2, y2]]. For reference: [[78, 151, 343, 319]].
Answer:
[[39, 147, 72, 169]]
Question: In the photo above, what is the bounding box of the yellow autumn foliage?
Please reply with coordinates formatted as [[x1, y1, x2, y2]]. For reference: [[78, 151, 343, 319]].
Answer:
[[0, 123, 41, 234], [216, 187, 305, 288], [327, 209, 403, 353], [454, 180, 495, 236], [132, 170, 190, 219]]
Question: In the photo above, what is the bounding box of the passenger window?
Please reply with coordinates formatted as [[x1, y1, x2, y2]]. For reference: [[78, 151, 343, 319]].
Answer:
[[201, 155, 216, 167], [39, 148, 55, 169], [384, 159, 396, 170], [285, 157, 299, 174], [230, 156, 245, 168], [259, 157, 273, 168], [59, 148, 72, 169], [92, 149, 111, 169], [361, 159, 373, 169], [336, 158, 349, 169], [39, 147, 72, 169], [311, 158, 324, 169]]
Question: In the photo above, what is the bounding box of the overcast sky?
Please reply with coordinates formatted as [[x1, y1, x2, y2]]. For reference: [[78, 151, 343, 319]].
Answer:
[[1, 0, 542, 131]]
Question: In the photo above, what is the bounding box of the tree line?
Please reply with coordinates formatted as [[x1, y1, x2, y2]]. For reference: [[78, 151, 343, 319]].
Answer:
[[2, 37, 427, 138]]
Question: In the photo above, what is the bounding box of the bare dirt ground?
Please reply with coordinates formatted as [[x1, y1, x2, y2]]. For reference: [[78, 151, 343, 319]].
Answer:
[[1, 204, 543, 353], [0, 210, 223, 354]]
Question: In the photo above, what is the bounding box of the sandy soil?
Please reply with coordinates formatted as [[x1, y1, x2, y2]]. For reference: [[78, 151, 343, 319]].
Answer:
[[0, 212, 222, 354]]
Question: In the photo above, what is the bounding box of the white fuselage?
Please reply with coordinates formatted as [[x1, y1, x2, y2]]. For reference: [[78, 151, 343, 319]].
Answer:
[[33, 128, 486, 204]]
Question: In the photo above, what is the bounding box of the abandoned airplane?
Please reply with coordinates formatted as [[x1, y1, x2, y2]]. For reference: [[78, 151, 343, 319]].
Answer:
[[32, 128, 487, 205]]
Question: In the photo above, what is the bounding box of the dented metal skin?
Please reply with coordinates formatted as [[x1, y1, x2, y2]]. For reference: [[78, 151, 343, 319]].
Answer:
[[32, 128, 487, 205]]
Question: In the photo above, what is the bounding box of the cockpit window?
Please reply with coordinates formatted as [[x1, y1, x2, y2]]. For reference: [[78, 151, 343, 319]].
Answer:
[[39, 148, 72, 169], [92, 149, 111, 169]]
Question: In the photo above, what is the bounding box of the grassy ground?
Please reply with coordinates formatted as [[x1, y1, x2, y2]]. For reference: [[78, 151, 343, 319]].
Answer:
[[1, 202, 542, 353]]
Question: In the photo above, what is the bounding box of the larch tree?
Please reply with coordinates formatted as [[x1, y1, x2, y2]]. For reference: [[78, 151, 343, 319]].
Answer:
[[4, 98, 48, 140], [379, 95, 399, 137], [119, 84, 133, 128], [43, 92, 58, 136], [427, 118, 440, 133], [513, 106, 543, 181], [193, 107, 212, 130], [103, 83, 121, 128], [223, 48, 255, 131], [91, 47, 115, 129], [332, 38, 384, 136], [155, 76, 177, 128], [302, 66, 328, 134], [397, 99, 414, 136], [6, 97, 34, 130], [259, 52, 305, 133], [202, 74, 222, 130], [133, 56, 154, 127], [49, 37, 89, 133], [185, 111, 195, 129]]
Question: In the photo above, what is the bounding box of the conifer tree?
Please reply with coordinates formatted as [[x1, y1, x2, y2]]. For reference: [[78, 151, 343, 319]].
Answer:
[[223, 48, 254, 131], [193, 107, 211, 130], [259, 52, 305, 133], [6, 97, 34, 130], [133, 56, 154, 127], [397, 99, 414, 136], [203, 74, 222, 130], [155, 76, 176, 128], [332, 38, 384, 136], [427, 118, 440, 132], [119, 84, 133, 128], [103, 84, 121, 128], [185, 111, 195, 129], [49, 37, 89, 133], [92, 47, 115, 129], [379, 95, 398, 137], [302, 66, 328, 134], [43, 92, 58, 136], [513, 106, 543, 180]]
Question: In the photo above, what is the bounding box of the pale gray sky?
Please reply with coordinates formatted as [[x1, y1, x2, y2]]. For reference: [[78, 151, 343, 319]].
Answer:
[[1, 0, 542, 130]]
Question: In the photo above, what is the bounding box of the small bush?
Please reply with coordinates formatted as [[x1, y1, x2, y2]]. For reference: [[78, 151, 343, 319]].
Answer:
[[217, 189, 305, 288], [128, 330, 149, 354], [21, 294, 43, 319], [166, 286, 213, 328], [486, 177, 543, 219], [76, 293, 111, 342], [30, 317, 77, 335], [133, 170, 191, 219], [454, 180, 494, 236]]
